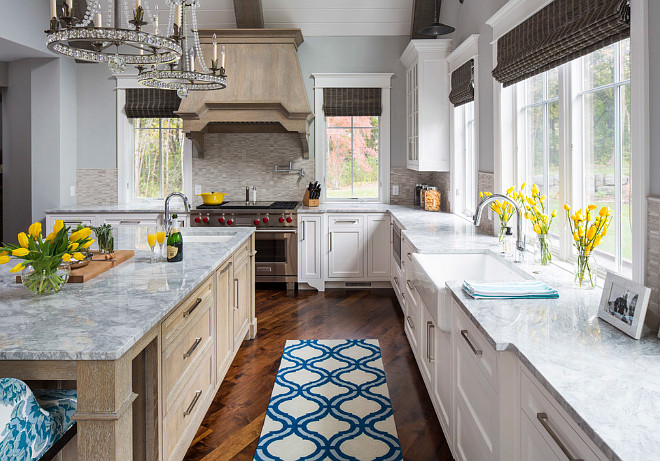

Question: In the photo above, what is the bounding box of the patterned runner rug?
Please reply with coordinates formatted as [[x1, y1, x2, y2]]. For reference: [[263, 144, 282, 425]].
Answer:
[[254, 339, 403, 461]]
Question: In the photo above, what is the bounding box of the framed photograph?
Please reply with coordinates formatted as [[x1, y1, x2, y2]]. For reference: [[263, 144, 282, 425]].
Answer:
[[598, 272, 651, 340]]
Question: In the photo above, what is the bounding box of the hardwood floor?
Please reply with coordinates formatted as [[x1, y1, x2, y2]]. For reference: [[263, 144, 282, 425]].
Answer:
[[183, 287, 453, 461]]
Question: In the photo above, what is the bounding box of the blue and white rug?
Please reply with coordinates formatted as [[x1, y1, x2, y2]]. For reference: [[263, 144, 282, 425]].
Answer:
[[254, 339, 403, 461]]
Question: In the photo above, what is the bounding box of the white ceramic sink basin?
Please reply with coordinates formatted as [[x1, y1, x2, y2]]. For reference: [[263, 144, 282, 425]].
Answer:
[[183, 234, 235, 243], [412, 253, 532, 331]]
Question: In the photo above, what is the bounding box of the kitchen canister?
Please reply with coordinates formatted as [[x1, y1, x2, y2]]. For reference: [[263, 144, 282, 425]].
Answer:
[[414, 183, 423, 206], [419, 185, 428, 208], [424, 187, 441, 212]]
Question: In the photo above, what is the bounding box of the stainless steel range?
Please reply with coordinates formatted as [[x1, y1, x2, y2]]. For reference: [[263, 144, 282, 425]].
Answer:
[[191, 201, 300, 285]]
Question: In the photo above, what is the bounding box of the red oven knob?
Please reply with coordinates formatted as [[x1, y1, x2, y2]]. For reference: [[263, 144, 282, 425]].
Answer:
[[227, 219, 234, 226], [263, 217, 269, 224], [254, 219, 260, 226], [202, 216, 209, 224], [279, 217, 285, 223], [194, 217, 201, 223], [286, 217, 293, 223], [218, 217, 225, 224]]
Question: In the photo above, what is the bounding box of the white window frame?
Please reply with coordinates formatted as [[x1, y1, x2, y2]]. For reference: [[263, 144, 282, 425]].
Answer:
[[115, 75, 192, 205], [312, 73, 392, 203], [489, 0, 649, 282], [447, 35, 480, 219]]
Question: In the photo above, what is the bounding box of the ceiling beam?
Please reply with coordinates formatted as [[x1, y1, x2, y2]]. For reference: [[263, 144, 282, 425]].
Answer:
[[411, 0, 441, 39], [233, 0, 264, 29]]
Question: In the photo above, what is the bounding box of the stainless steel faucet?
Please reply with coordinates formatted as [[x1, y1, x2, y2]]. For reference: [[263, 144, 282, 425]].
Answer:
[[164, 192, 190, 235], [473, 194, 526, 260]]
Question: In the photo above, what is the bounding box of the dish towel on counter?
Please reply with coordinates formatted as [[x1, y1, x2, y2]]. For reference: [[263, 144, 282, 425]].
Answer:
[[463, 280, 559, 299]]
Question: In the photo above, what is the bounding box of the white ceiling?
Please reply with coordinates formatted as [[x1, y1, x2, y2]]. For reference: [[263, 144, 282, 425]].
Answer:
[[150, 0, 412, 36]]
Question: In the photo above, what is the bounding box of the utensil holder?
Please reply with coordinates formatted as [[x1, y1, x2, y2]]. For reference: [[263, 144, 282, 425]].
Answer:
[[303, 190, 319, 207]]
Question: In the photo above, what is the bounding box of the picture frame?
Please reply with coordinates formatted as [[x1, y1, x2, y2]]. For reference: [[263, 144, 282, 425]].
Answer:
[[598, 272, 651, 340]]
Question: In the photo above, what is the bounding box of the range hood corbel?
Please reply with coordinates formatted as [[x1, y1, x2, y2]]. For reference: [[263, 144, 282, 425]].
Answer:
[[177, 29, 314, 158]]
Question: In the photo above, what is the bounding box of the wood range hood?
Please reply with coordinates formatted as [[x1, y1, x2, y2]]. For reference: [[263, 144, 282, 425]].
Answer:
[[176, 29, 314, 158]]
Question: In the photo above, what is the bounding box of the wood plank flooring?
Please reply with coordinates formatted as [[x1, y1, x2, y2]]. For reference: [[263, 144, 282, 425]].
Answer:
[[183, 288, 453, 461]]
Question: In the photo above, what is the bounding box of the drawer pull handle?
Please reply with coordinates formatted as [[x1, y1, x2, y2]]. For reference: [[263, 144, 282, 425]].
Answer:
[[184, 298, 203, 318], [302, 221, 306, 241], [183, 337, 202, 359], [334, 220, 357, 224], [406, 280, 415, 292], [537, 413, 584, 461], [220, 262, 233, 274], [234, 279, 239, 310], [460, 330, 482, 356], [393, 276, 399, 289], [329, 232, 333, 251], [407, 252, 412, 261], [427, 321, 435, 362], [406, 315, 415, 330], [119, 219, 141, 224], [183, 390, 203, 417]]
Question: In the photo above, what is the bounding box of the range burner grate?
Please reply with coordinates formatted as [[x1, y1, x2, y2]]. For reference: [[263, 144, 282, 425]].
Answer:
[[195, 201, 300, 211]]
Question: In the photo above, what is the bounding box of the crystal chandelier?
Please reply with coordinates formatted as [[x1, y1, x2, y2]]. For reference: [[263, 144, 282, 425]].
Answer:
[[45, 0, 182, 73], [137, 0, 227, 98]]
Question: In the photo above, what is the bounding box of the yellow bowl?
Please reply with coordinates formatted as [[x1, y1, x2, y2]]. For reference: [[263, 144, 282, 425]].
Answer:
[[197, 192, 227, 205]]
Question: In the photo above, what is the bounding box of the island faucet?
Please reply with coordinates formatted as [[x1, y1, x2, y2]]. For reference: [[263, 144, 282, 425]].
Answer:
[[164, 192, 190, 235], [473, 194, 525, 261]]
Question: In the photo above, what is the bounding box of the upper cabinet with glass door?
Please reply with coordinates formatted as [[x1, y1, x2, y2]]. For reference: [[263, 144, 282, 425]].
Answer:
[[400, 40, 452, 171]]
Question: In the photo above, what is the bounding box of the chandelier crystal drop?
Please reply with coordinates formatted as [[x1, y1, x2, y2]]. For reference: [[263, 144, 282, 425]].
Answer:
[[45, 0, 182, 72], [137, 0, 227, 97]]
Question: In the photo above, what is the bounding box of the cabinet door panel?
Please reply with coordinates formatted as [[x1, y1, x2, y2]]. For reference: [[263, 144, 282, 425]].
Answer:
[[328, 230, 364, 278], [367, 215, 391, 278], [233, 255, 250, 350], [299, 217, 322, 280], [520, 411, 562, 461], [216, 260, 233, 380], [433, 320, 453, 441]]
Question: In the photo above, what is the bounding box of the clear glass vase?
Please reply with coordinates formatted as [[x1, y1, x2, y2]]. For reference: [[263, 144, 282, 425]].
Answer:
[[498, 223, 508, 243], [21, 264, 71, 295], [574, 254, 598, 289], [534, 234, 552, 266]]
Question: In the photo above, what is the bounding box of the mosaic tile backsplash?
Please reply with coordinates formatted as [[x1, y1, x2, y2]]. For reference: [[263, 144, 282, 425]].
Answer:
[[389, 168, 451, 212], [76, 169, 118, 206], [192, 133, 314, 206]]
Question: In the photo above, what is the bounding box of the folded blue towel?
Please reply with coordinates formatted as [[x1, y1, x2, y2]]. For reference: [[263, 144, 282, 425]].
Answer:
[[463, 280, 559, 299]]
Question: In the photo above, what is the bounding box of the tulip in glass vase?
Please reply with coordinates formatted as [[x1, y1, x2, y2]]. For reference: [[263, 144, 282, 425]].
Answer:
[[565, 204, 612, 289], [0, 220, 94, 295], [521, 183, 556, 266], [479, 191, 515, 243]]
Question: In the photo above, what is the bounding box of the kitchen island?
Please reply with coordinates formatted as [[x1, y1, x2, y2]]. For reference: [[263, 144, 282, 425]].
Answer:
[[0, 226, 256, 460]]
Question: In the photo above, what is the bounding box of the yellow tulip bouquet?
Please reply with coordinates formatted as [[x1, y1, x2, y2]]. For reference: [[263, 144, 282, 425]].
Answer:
[[0, 220, 94, 294], [565, 204, 612, 288], [520, 183, 557, 266], [479, 190, 516, 242]]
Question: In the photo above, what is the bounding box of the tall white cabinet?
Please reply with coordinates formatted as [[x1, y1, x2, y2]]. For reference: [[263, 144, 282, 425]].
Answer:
[[400, 40, 453, 172]]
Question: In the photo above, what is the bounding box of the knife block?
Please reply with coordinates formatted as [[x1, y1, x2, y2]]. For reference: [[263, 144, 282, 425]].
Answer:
[[302, 189, 319, 207]]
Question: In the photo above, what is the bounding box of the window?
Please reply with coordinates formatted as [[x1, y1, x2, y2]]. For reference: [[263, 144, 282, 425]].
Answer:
[[517, 68, 560, 235], [325, 116, 379, 199], [577, 39, 631, 272], [454, 101, 477, 215], [312, 74, 392, 203], [512, 39, 631, 275], [132, 118, 184, 199]]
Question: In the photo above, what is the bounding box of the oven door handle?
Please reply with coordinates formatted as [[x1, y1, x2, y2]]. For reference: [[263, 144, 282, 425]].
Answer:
[[254, 229, 297, 233]]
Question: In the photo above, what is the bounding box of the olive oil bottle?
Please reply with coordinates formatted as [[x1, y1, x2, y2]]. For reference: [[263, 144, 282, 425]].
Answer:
[[167, 214, 183, 262]]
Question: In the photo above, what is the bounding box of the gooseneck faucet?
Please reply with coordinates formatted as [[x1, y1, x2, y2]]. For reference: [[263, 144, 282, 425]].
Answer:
[[473, 194, 526, 260], [164, 192, 190, 235]]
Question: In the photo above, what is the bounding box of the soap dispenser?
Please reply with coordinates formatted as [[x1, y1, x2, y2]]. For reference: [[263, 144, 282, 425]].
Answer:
[[503, 227, 515, 260]]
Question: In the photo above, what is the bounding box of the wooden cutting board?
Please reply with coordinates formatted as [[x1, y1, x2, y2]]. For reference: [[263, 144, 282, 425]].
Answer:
[[16, 250, 135, 284]]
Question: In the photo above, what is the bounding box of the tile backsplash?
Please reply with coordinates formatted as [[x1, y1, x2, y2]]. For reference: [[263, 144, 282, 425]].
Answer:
[[192, 133, 314, 206], [76, 169, 118, 206], [645, 197, 660, 328], [389, 168, 451, 212], [476, 172, 495, 236]]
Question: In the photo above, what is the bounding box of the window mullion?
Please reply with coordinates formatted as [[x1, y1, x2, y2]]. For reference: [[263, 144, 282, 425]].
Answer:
[[613, 43, 623, 271]]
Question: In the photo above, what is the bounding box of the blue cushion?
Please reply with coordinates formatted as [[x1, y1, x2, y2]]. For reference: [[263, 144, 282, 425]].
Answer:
[[0, 378, 77, 460]]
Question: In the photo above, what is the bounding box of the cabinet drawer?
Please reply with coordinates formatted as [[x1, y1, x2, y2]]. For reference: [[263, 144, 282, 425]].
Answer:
[[454, 304, 498, 391], [163, 301, 213, 410], [328, 214, 364, 228], [163, 351, 213, 461], [400, 239, 416, 275], [162, 276, 214, 350], [520, 369, 601, 461], [233, 239, 250, 265]]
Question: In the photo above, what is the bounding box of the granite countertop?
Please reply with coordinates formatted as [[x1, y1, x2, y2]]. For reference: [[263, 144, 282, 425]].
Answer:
[[0, 227, 253, 361], [304, 202, 659, 460]]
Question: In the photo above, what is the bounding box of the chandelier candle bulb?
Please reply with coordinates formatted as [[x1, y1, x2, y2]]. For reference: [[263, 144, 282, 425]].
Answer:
[[153, 5, 158, 34], [135, 0, 141, 10], [50, 0, 57, 18], [66, 0, 72, 11], [213, 33, 218, 62], [175, 4, 181, 28], [94, 13, 102, 27], [221, 45, 226, 68], [189, 48, 195, 72]]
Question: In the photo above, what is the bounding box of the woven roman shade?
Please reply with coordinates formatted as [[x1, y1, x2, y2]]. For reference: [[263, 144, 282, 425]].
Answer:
[[323, 88, 382, 117], [124, 88, 181, 118], [449, 60, 474, 107], [492, 0, 630, 87]]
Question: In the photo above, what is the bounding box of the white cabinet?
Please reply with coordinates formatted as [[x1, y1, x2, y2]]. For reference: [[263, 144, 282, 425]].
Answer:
[[45, 211, 182, 233], [298, 215, 322, 282], [367, 214, 391, 278], [400, 40, 452, 172], [328, 215, 365, 279], [232, 242, 252, 351], [431, 300, 453, 445]]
